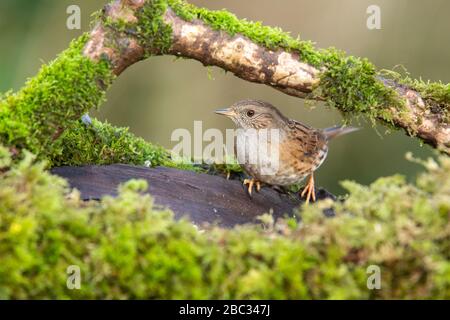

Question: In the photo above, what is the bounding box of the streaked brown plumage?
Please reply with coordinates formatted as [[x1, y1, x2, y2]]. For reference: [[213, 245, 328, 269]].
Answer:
[[215, 99, 358, 203]]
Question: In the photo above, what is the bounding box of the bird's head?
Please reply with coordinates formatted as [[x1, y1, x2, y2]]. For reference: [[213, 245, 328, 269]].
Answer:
[[215, 100, 287, 129]]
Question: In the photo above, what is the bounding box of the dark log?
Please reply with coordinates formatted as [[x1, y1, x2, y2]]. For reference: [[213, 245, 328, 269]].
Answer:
[[51, 165, 335, 228]]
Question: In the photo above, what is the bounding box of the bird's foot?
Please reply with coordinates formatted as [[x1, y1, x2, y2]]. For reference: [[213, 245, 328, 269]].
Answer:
[[300, 174, 316, 204], [243, 178, 261, 196]]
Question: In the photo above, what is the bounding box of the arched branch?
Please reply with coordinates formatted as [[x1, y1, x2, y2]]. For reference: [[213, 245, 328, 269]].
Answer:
[[1, 0, 449, 159], [83, 0, 450, 154]]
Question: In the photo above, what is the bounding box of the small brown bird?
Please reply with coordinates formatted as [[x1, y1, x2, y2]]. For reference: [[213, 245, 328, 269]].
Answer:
[[215, 100, 358, 203]]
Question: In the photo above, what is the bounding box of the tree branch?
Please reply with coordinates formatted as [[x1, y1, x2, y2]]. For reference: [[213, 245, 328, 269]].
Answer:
[[1, 0, 449, 160], [83, 0, 450, 154], [165, 11, 450, 151], [164, 9, 320, 97]]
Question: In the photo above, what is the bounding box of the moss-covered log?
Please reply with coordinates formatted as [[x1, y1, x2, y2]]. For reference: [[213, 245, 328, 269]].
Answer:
[[1, 147, 449, 299]]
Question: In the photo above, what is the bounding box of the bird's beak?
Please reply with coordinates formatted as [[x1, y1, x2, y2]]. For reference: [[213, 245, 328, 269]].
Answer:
[[214, 107, 236, 118]]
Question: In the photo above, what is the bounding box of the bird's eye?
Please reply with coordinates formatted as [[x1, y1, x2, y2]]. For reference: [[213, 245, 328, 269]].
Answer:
[[246, 110, 255, 117]]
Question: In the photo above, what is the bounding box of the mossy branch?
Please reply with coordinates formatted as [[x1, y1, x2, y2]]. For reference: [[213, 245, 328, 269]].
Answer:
[[0, 0, 449, 162], [87, 0, 450, 153]]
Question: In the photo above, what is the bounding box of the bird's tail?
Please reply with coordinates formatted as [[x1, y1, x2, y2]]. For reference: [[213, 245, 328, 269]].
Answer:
[[323, 126, 359, 140]]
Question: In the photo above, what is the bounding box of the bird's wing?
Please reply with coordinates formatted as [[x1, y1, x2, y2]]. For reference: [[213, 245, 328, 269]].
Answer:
[[285, 119, 328, 165]]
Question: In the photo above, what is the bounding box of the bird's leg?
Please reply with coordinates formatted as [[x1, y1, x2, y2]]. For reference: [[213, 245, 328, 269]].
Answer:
[[300, 173, 316, 204], [243, 178, 261, 196]]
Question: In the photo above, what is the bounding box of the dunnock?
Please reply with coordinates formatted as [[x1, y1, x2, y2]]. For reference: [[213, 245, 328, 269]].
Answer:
[[215, 100, 358, 203]]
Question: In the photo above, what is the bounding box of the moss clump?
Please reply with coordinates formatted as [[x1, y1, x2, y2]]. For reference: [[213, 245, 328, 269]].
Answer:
[[50, 116, 167, 167], [0, 34, 114, 159], [317, 50, 404, 125], [135, 0, 173, 55], [1, 146, 449, 299], [381, 69, 450, 123], [103, 0, 174, 57], [50, 116, 199, 171]]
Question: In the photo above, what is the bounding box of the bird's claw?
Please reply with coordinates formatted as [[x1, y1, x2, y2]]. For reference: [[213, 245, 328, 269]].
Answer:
[[243, 178, 261, 196], [301, 174, 316, 204]]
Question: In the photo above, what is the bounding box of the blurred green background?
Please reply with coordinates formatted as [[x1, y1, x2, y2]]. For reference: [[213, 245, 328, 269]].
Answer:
[[1, 0, 448, 194]]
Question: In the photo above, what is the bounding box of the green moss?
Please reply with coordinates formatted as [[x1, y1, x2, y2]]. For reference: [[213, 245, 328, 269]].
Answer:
[[103, 0, 173, 57], [317, 50, 404, 125], [205, 155, 243, 178], [0, 34, 114, 159], [380, 69, 450, 123], [50, 117, 167, 167], [1, 146, 449, 299], [49, 116, 199, 172], [136, 0, 173, 55], [167, 0, 322, 64]]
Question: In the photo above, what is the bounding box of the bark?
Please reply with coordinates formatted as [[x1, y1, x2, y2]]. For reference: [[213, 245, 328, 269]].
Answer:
[[165, 9, 320, 97]]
